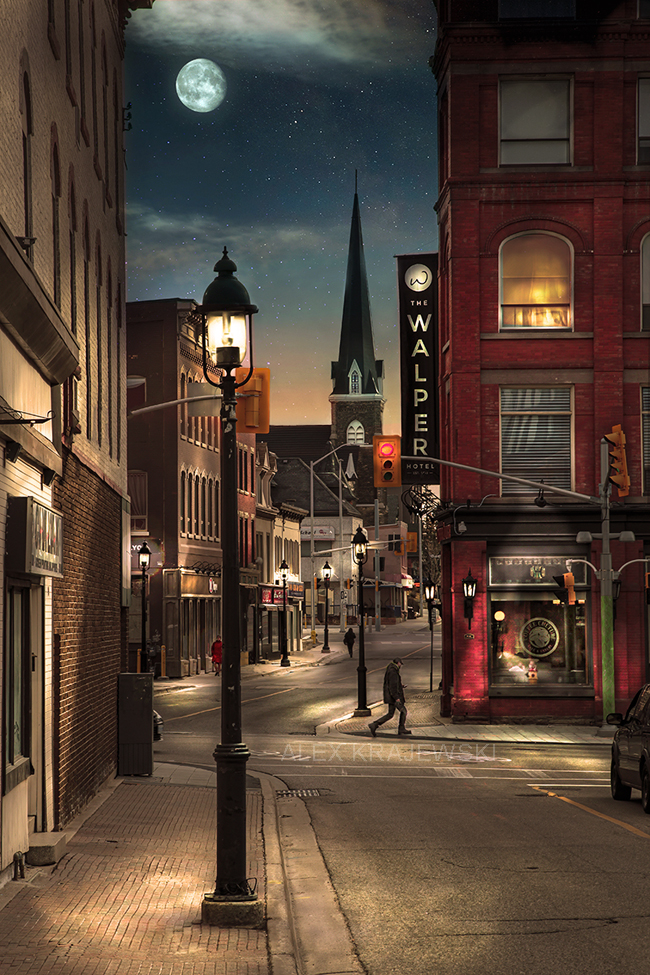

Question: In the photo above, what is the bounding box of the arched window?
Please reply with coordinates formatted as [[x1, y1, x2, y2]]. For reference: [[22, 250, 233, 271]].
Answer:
[[500, 233, 572, 329], [51, 139, 61, 307], [346, 420, 365, 444], [642, 234, 650, 331], [350, 370, 361, 394], [21, 70, 34, 261]]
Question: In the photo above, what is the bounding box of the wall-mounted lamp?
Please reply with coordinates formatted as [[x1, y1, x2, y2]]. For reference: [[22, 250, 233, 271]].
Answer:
[[6, 440, 22, 463], [462, 569, 478, 629]]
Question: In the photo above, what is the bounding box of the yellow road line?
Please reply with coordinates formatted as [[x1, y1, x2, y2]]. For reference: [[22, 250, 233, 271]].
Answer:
[[533, 786, 650, 838], [164, 685, 297, 722]]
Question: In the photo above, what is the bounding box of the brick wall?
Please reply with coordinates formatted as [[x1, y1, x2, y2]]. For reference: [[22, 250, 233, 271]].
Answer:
[[52, 448, 126, 828]]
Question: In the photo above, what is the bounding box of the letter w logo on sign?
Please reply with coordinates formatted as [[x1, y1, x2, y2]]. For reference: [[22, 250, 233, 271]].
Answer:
[[407, 314, 432, 332]]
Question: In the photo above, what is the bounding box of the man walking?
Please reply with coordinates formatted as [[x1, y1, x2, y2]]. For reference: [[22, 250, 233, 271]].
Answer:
[[368, 657, 412, 737]]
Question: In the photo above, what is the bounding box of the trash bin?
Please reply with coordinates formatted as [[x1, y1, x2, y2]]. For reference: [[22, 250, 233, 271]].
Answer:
[[118, 673, 154, 775]]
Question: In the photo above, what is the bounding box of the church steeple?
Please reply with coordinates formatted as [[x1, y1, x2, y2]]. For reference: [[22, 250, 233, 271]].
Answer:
[[330, 180, 384, 449]]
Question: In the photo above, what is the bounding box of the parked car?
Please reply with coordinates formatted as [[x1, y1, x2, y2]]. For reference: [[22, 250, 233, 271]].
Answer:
[[153, 710, 164, 742], [607, 684, 650, 811]]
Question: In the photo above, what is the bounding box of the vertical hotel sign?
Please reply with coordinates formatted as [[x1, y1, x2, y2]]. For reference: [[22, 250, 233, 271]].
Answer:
[[397, 253, 438, 484]]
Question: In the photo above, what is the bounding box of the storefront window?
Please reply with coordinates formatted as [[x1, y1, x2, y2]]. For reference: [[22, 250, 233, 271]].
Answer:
[[488, 555, 590, 689]]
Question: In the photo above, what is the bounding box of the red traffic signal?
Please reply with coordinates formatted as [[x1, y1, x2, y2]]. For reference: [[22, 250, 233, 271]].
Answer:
[[373, 435, 402, 487]]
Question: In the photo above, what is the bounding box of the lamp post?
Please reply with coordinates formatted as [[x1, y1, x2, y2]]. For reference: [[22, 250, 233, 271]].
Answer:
[[352, 526, 371, 716], [424, 577, 435, 693], [197, 248, 261, 922], [138, 542, 151, 673], [280, 559, 290, 667], [322, 561, 332, 653]]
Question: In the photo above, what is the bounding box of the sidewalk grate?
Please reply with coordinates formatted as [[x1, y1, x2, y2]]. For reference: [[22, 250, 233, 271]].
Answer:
[[276, 788, 322, 798]]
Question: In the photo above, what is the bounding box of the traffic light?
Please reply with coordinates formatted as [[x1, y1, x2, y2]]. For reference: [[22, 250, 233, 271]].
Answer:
[[373, 435, 401, 487], [235, 367, 270, 433], [604, 424, 630, 498], [552, 572, 575, 605]]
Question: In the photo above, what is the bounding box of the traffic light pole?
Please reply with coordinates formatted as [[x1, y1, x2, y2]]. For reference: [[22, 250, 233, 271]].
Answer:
[[599, 440, 616, 721]]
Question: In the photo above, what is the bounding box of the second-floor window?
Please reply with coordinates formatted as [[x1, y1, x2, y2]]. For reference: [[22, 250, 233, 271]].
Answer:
[[501, 233, 572, 329], [500, 78, 571, 165], [643, 388, 650, 494], [500, 387, 572, 493], [639, 79, 650, 163]]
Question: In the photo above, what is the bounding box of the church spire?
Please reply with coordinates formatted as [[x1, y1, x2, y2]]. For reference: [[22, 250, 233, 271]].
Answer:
[[329, 180, 385, 451], [330, 182, 384, 397]]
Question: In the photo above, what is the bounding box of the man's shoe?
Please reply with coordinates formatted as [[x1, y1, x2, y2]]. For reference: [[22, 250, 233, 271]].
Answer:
[[398, 729, 413, 736], [368, 723, 377, 737]]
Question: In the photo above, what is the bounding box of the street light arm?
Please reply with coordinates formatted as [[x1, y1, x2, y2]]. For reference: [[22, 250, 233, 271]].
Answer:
[[403, 455, 599, 505], [566, 557, 600, 576]]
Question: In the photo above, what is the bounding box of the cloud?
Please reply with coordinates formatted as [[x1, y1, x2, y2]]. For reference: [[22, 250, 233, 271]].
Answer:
[[127, 0, 436, 79]]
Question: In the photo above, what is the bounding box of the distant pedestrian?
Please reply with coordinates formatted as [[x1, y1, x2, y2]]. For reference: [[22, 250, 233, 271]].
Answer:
[[368, 657, 412, 737], [211, 637, 223, 676], [343, 627, 356, 657]]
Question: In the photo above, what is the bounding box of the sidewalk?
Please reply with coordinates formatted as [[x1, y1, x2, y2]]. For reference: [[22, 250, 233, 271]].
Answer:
[[0, 762, 362, 975]]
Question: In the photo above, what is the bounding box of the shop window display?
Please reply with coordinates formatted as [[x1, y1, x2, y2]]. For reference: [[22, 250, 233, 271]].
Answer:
[[488, 556, 589, 688]]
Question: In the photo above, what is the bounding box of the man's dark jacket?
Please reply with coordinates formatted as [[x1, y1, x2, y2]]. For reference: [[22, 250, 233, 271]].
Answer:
[[383, 662, 405, 704]]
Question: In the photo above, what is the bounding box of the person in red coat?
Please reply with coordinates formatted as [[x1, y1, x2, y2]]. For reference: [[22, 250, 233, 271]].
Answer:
[[211, 637, 223, 676]]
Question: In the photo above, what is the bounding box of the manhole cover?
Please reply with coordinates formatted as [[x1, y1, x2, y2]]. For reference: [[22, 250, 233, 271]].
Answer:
[[276, 789, 322, 798]]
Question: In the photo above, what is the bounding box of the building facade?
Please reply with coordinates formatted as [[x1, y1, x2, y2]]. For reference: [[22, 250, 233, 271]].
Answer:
[[432, 0, 650, 723], [0, 1, 150, 874], [127, 296, 261, 677]]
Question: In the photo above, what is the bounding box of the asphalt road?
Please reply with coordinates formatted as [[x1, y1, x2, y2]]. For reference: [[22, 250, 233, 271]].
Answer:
[[153, 633, 650, 975]]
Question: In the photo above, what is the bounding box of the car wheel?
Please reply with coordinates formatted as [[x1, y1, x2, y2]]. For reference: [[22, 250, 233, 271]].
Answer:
[[642, 766, 650, 814], [611, 757, 631, 801]]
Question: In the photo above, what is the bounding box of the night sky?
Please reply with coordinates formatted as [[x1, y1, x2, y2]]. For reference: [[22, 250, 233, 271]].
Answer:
[[124, 0, 438, 430]]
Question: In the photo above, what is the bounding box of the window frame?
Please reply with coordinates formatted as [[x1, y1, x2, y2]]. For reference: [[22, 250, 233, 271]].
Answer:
[[642, 388, 650, 495], [500, 386, 574, 495], [638, 78, 650, 164], [346, 420, 365, 445], [499, 76, 572, 167], [499, 232, 573, 331]]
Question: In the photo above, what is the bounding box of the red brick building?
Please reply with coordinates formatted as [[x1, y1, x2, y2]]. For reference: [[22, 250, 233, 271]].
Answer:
[[432, 1, 650, 723]]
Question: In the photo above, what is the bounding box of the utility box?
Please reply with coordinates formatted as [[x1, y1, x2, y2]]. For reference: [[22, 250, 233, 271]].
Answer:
[[118, 673, 154, 775]]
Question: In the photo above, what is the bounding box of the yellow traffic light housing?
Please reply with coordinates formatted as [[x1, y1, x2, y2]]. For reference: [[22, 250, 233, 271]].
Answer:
[[373, 435, 402, 487], [235, 367, 270, 433], [604, 424, 630, 498]]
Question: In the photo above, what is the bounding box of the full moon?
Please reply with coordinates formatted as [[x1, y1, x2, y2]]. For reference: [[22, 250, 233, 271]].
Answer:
[[176, 59, 226, 113]]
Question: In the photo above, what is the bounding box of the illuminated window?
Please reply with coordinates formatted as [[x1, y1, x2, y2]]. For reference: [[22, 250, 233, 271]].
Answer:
[[501, 233, 571, 329], [500, 387, 572, 492], [350, 369, 361, 394], [500, 79, 570, 165], [346, 420, 364, 444]]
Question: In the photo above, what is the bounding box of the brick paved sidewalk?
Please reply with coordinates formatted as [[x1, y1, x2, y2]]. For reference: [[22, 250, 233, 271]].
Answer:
[[0, 779, 268, 975]]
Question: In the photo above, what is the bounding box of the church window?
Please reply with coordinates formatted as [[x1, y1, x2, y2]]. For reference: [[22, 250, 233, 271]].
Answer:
[[347, 420, 365, 445], [350, 370, 361, 394]]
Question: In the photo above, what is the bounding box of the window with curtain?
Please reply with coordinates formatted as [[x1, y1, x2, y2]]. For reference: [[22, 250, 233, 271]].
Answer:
[[128, 470, 148, 533], [500, 78, 571, 165], [641, 386, 650, 494], [500, 387, 572, 493], [501, 233, 571, 329]]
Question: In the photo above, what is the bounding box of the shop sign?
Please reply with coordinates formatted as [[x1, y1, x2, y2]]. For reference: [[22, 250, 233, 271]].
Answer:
[[489, 556, 586, 587], [397, 252, 439, 485], [6, 496, 63, 578], [300, 525, 335, 540]]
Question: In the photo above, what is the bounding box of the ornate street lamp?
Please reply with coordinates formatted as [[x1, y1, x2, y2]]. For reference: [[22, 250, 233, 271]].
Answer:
[[352, 526, 371, 716], [322, 561, 332, 653], [138, 542, 151, 674], [462, 569, 478, 630], [197, 249, 261, 923], [280, 559, 290, 667], [424, 577, 436, 693]]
